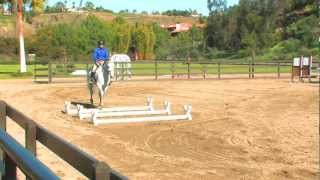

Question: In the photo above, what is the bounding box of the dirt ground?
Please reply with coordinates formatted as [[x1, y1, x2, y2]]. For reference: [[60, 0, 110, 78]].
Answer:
[[0, 78, 318, 180]]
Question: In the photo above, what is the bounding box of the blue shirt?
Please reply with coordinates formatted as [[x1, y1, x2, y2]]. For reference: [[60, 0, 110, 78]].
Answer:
[[92, 48, 109, 62]]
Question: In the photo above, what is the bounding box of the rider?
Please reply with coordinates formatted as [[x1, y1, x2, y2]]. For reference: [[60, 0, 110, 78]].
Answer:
[[91, 40, 109, 78]]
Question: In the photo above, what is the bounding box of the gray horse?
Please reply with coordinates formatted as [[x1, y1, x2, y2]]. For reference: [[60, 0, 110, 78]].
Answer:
[[88, 63, 111, 106]]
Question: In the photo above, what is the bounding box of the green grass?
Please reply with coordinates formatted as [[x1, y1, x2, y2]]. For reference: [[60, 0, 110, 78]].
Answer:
[[0, 63, 292, 79]]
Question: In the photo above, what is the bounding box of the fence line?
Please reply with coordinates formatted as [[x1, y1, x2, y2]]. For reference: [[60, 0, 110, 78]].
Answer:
[[30, 60, 319, 83], [0, 101, 127, 180]]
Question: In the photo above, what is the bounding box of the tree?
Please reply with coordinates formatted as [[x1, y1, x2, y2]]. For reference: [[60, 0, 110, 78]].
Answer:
[[153, 23, 171, 59], [205, 12, 226, 49], [141, 11, 148, 15], [112, 16, 132, 53], [54, 1, 65, 12], [31, 0, 44, 14], [162, 9, 192, 16], [84, 1, 94, 11], [207, 0, 227, 13], [132, 24, 155, 59]]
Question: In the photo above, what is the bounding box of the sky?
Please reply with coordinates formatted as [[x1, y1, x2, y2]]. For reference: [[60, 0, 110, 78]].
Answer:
[[47, 0, 239, 15]]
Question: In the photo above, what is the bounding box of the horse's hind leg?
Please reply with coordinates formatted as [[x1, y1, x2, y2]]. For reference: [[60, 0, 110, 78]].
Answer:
[[99, 90, 103, 107], [88, 82, 94, 105], [90, 94, 93, 105]]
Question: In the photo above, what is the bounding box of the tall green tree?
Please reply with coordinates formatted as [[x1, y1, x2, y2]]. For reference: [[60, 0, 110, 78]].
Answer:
[[207, 0, 227, 13], [112, 16, 132, 53], [132, 24, 155, 59], [84, 1, 94, 11]]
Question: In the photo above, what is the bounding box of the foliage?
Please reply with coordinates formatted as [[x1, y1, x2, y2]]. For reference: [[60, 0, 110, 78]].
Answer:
[[84, 1, 95, 11], [205, 0, 319, 60], [154, 26, 203, 60], [162, 9, 192, 17], [95, 6, 113, 13], [31, 0, 44, 14], [207, 0, 227, 13], [44, 1, 65, 13], [112, 16, 132, 53], [1, 0, 318, 62], [25, 15, 156, 61], [0, 37, 18, 55], [132, 24, 156, 59]]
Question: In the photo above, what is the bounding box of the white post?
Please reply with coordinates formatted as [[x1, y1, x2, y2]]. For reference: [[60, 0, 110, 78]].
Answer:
[[19, 34, 27, 72], [17, 0, 27, 73]]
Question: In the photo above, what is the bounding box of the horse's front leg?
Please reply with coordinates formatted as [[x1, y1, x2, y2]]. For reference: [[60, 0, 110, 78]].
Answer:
[[88, 81, 94, 105], [99, 89, 104, 107]]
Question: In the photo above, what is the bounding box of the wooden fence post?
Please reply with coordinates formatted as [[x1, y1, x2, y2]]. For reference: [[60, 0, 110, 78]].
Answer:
[[187, 62, 191, 79], [171, 62, 176, 79], [115, 62, 118, 81], [248, 63, 251, 79], [94, 162, 111, 180], [48, 62, 52, 83], [202, 64, 207, 79], [0, 101, 6, 131], [25, 123, 36, 156], [121, 63, 124, 80], [0, 101, 5, 179], [25, 123, 36, 180], [291, 64, 294, 82], [155, 61, 158, 80], [252, 63, 255, 78], [218, 62, 221, 79], [4, 156, 16, 180], [277, 62, 280, 79], [33, 63, 36, 82]]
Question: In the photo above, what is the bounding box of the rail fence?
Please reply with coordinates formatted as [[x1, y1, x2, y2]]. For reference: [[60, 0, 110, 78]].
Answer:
[[0, 101, 127, 180], [31, 61, 311, 83]]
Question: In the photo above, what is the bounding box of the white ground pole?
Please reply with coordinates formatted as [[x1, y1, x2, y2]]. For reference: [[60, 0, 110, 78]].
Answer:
[[64, 97, 154, 116], [92, 105, 192, 126], [79, 101, 171, 120]]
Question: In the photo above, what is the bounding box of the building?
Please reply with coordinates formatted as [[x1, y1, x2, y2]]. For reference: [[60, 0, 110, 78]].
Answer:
[[161, 23, 193, 36]]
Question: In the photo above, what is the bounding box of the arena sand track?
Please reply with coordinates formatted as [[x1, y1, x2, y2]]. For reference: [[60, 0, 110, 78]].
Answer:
[[0, 79, 318, 180]]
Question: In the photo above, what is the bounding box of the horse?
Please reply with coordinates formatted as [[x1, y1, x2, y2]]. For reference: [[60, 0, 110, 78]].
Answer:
[[88, 62, 111, 106]]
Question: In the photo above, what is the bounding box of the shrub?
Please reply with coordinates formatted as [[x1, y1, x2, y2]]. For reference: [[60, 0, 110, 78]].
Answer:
[[0, 37, 18, 55], [11, 72, 33, 77]]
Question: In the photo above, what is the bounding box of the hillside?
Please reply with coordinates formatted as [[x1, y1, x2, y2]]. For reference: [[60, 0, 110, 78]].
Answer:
[[0, 12, 202, 37], [0, 15, 15, 37], [0, 14, 35, 37]]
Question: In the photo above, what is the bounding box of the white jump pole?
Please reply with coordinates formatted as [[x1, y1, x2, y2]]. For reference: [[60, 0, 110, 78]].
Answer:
[[64, 97, 154, 116], [92, 105, 192, 126], [77, 97, 154, 119], [79, 101, 171, 120], [63, 101, 79, 116]]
